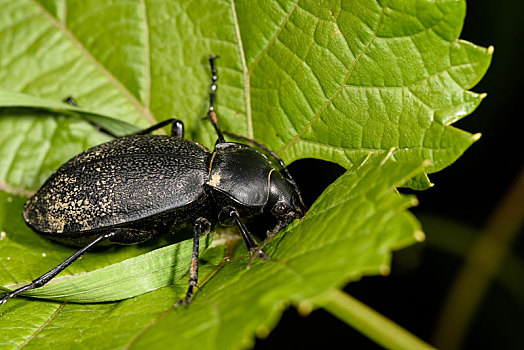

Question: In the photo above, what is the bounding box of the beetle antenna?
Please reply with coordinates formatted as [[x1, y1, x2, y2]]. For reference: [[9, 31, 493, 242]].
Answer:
[[208, 55, 225, 143]]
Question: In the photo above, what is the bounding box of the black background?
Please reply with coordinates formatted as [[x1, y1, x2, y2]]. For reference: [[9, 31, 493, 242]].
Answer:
[[257, 0, 523, 348]]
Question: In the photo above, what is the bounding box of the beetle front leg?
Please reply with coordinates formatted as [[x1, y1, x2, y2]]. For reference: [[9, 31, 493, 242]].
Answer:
[[176, 217, 211, 307], [228, 208, 268, 260]]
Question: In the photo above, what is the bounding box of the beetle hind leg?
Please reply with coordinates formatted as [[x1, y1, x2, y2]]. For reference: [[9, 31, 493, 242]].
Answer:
[[130, 118, 184, 138], [0, 231, 116, 306], [62, 96, 185, 139], [63, 96, 120, 138]]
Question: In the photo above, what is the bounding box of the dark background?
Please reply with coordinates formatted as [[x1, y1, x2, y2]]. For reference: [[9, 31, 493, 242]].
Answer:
[[258, 1, 523, 348]]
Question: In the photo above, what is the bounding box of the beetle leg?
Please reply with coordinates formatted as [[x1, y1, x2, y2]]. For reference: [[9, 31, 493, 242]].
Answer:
[[129, 118, 184, 138], [91, 118, 184, 138], [63, 96, 185, 138], [95, 118, 184, 138], [62, 96, 121, 138], [176, 217, 211, 307], [229, 209, 268, 260], [0, 231, 116, 306]]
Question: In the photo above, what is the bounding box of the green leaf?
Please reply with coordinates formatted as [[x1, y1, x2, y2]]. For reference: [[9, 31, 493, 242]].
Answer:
[[0, 152, 425, 349], [0, 0, 490, 191], [0, 0, 490, 348], [239, 0, 490, 179]]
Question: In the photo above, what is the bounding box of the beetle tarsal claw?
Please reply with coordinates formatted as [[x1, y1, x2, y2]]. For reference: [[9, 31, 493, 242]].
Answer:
[[247, 247, 269, 269], [256, 249, 269, 260], [174, 299, 187, 308], [175, 291, 194, 308]]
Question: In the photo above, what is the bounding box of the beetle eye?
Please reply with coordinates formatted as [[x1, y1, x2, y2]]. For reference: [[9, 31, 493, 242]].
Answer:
[[274, 202, 290, 216]]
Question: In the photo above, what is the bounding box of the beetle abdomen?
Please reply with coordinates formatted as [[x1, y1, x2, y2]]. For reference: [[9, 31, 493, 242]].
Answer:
[[23, 136, 210, 236]]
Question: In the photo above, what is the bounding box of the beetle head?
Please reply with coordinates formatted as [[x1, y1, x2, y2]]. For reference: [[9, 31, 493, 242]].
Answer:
[[267, 170, 306, 234]]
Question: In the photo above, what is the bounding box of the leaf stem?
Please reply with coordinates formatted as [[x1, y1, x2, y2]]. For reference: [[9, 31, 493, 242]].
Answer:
[[322, 289, 435, 350]]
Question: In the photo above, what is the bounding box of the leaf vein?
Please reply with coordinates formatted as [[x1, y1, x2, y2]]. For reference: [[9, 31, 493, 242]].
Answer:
[[344, 59, 478, 92], [16, 302, 66, 349], [247, 0, 300, 76], [277, 0, 390, 155]]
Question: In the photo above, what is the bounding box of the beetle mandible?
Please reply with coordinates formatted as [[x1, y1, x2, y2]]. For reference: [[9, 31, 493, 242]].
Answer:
[[0, 56, 306, 306]]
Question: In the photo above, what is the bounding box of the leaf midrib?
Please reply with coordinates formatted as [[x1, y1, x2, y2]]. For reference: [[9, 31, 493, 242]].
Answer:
[[230, 0, 252, 139], [142, 0, 152, 112], [30, 0, 155, 125]]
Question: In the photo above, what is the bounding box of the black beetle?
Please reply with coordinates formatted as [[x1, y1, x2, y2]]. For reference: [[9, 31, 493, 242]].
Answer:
[[0, 56, 306, 306]]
